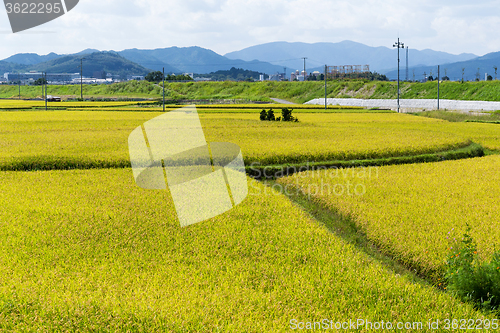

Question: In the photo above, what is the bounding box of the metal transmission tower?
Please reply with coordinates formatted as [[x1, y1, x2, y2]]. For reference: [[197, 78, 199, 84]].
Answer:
[[393, 38, 404, 113], [405, 46, 409, 81]]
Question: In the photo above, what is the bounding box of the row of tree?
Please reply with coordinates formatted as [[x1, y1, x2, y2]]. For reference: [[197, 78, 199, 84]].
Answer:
[[302, 72, 388, 81], [196, 67, 264, 81], [260, 108, 299, 122], [145, 71, 193, 83]]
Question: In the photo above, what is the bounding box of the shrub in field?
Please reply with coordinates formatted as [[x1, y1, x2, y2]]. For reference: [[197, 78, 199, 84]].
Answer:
[[281, 108, 295, 121], [266, 109, 275, 121], [259, 108, 299, 122], [445, 226, 500, 312], [260, 109, 267, 121]]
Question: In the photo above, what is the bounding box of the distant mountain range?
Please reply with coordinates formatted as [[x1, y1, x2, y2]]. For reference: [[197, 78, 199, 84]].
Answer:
[[225, 41, 478, 74], [117, 46, 284, 74], [2, 52, 60, 65], [0, 51, 150, 79], [385, 51, 500, 81], [0, 47, 285, 78], [1, 41, 497, 81]]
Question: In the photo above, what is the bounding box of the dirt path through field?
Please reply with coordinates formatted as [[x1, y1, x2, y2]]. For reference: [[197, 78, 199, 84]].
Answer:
[[271, 98, 295, 104]]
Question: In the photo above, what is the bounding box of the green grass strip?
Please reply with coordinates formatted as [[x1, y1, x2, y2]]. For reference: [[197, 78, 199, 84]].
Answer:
[[0, 157, 131, 172], [247, 142, 484, 179], [0, 143, 483, 173], [464, 119, 500, 124]]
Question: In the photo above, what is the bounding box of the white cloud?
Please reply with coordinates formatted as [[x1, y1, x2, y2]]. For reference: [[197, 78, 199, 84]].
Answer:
[[0, 0, 498, 59]]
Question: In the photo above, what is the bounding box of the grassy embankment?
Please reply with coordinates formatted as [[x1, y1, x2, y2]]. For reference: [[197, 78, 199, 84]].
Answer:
[[3, 80, 500, 103]]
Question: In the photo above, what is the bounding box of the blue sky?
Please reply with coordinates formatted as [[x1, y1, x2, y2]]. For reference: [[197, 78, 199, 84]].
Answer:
[[0, 0, 499, 59]]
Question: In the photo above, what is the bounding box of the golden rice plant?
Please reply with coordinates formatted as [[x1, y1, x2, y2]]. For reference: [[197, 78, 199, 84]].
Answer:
[[278, 155, 500, 278]]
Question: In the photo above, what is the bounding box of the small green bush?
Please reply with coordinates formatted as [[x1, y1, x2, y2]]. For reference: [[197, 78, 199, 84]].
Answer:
[[445, 226, 500, 312], [266, 109, 275, 121], [259, 108, 299, 122], [260, 109, 267, 121], [281, 108, 293, 121]]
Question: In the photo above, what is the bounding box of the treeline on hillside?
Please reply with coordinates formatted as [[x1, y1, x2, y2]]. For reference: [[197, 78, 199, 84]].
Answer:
[[145, 71, 193, 82], [306, 72, 388, 81], [196, 67, 264, 81]]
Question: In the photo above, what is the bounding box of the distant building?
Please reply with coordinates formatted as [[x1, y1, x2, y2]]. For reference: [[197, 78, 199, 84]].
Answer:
[[131, 75, 145, 81], [268, 74, 280, 81], [93, 70, 106, 79], [4, 72, 80, 84], [291, 70, 304, 81], [184, 73, 194, 79], [70, 78, 113, 84], [46, 95, 61, 102]]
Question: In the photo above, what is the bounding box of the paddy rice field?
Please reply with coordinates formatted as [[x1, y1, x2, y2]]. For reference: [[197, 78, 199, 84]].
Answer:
[[1, 99, 500, 331]]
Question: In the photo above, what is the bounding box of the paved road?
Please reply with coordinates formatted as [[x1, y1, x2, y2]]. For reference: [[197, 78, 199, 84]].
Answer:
[[271, 98, 295, 104], [305, 98, 500, 112]]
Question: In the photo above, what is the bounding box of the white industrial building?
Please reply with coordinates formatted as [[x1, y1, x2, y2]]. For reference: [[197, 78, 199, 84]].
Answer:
[[4, 72, 80, 84]]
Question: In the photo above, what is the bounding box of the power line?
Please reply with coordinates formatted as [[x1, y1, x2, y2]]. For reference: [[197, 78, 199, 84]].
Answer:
[[393, 38, 404, 113], [405, 46, 409, 81], [80, 58, 85, 100]]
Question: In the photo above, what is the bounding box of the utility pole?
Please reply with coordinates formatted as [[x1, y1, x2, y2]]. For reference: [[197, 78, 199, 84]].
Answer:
[[284, 67, 286, 81], [163, 67, 165, 112], [18, 73, 20, 99], [324, 65, 327, 110], [80, 58, 85, 100], [393, 38, 404, 113], [44, 72, 47, 111], [405, 46, 409, 81], [302, 57, 307, 81], [437, 65, 440, 110]]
